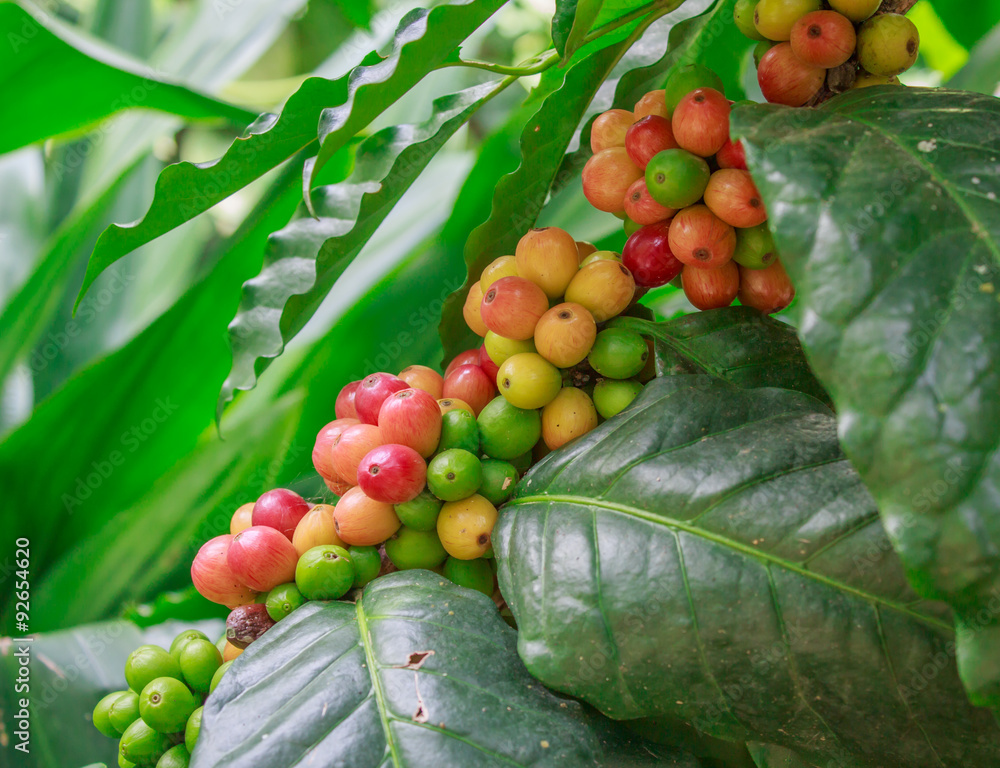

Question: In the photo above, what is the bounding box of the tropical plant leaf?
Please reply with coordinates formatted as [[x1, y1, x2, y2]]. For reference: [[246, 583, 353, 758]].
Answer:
[[219, 79, 507, 414], [0, 1, 254, 156], [192, 571, 697, 768], [731, 87, 1000, 707], [495, 376, 1000, 767], [929, 0, 1000, 50], [948, 21, 1000, 95], [552, 0, 603, 58], [746, 743, 817, 768]]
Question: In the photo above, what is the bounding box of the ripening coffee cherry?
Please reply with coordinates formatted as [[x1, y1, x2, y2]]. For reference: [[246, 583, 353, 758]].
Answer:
[[437, 494, 498, 560], [582, 147, 643, 214], [312, 419, 359, 484], [221, 641, 243, 662], [478, 459, 518, 506], [734, 0, 766, 40], [348, 545, 382, 587], [443, 557, 495, 596], [332, 423, 382, 487], [645, 149, 712, 209], [480, 276, 549, 340], [292, 504, 344, 557], [857, 14, 920, 77], [120, 719, 172, 766], [593, 378, 644, 418], [333, 486, 401, 546], [541, 387, 599, 450], [625, 116, 678, 170], [477, 396, 542, 460], [428, 448, 483, 501], [483, 331, 535, 369], [575, 241, 598, 263], [738, 259, 795, 313], [335, 380, 360, 420], [672, 88, 731, 157], [733, 223, 778, 269], [716, 138, 748, 171], [438, 397, 474, 416], [228, 526, 299, 592], [633, 89, 668, 119], [704, 169, 768, 229], [754, 0, 822, 40], [252, 488, 311, 540], [478, 345, 500, 380], [580, 250, 622, 266], [851, 70, 900, 88], [623, 221, 684, 287], [295, 544, 356, 600], [663, 64, 725, 116], [827, 0, 880, 23], [790, 11, 856, 68], [443, 363, 495, 416], [533, 302, 597, 368], [191, 535, 257, 607], [398, 364, 443, 399], [624, 178, 676, 226], [497, 353, 563, 410], [139, 676, 198, 733], [515, 227, 580, 299], [564, 260, 636, 322], [668, 205, 737, 269], [758, 43, 826, 106], [445, 349, 481, 378], [437, 407, 481, 455], [385, 526, 448, 570], [357, 444, 427, 505], [395, 488, 443, 531], [479, 255, 519, 292], [590, 108, 634, 152], [229, 502, 254, 536], [379, 387, 442, 458], [463, 281, 488, 337], [682, 261, 740, 310], [355, 372, 409, 425]]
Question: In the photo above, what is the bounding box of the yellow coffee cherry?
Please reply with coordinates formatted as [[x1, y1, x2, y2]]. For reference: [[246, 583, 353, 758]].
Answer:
[[857, 13, 920, 77], [463, 282, 488, 337], [479, 255, 518, 292], [437, 494, 498, 560], [564, 260, 636, 322], [496, 353, 562, 410], [515, 227, 580, 300], [483, 332, 536, 368], [292, 504, 345, 557], [533, 303, 597, 368], [580, 250, 621, 267], [541, 388, 599, 450]]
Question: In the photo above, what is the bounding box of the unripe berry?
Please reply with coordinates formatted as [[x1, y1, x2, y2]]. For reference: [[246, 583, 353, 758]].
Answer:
[[355, 372, 408, 425], [790, 11, 856, 69], [443, 363, 496, 416], [645, 149, 711, 209], [593, 378, 644, 419], [633, 89, 668, 119], [663, 64, 725, 116], [438, 398, 474, 416], [230, 502, 254, 536], [335, 380, 360, 420], [580, 250, 622, 266], [589, 328, 649, 379], [480, 276, 549, 340], [357, 444, 427, 504], [378, 387, 442, 458], [445, 349, 481, 378], [668, 205, 737, 269], [716, 138, 748, 171], [623, 178, 676, 226], [398, 365, 444, 399], [625, 116, 678, 169], [292, 504, 345, 556], [672, 88, 730, 157], [827, 0, 880, 23], [478, 396, 542, 461], [733, 223, 778, 270], [738, 260, 795, 313], [590, 109, 634, 152], [682, 261, 740, 310], [483, 332, 536, 368], [331, 423, 383, 485], [497, 352, 563, 410], [754, 40, 776, 67], [533, 302, 597, 368], [227, 526, 299, 593], [252, 489, 311, 540], [437, 494, 498, 560], [515, 227, 580, 299], [623, 221, 684, 288], [564, 260, 635, 322], [463, 281, 488, 337], [333, 486, 401, 546], [582, 147, 643, 214], [753, 0, 823, 41], [385, 526, 448, 570], [541, 387, 599, 450], [757, 42, 825, 107], [734, 0, 767, 40], [191, 535, 257, 607], [703, 169, 768, 229], [575, 241, 598, 263], [479, 255, 518, 292], [312, 418, 359, 483], [857, 13, 919, 77]]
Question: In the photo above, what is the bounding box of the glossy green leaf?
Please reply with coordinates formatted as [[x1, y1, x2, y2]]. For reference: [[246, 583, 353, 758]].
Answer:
[[552, 0, 603, 58], [0, 1, 254, 155], [193, 571, 696, 768], [731, 88, 1000, 706], [496, 376, 1000, 767], [220, 80, 507, 414]]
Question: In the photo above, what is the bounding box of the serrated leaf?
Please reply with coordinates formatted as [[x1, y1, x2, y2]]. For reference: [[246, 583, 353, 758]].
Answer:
[[193, 571, 697, 768], [496, 376, 1000, 767], [219, 80, 506, 414], [731, 88, 1000, 707]]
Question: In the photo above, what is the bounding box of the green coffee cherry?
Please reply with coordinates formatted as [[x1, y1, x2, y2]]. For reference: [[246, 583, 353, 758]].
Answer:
[[588, 329, 648, 379], [663, 64, 724, 115], [427, 449, 483, 501], [108, 690, 141, 734], [385, 527, 448, 570], [623, 217, 642, 237], [157, 744, 191, 768], [169, 630, 209, 662], [857, 13, 919, 77], [394, 490, 442, 532], [209, 661, 232, 694], [126, 645, 183, 694], [509, 450, 533, 474], [120, 718, 171, 765], [215, 635, 228, 658], [295, 545, 356, 600], [179, 638, 223, 695], [94, 691, 128, 738], [347, 545, 382, 588], [443, 557, 494, 597], [753, 40, 776, 67], [734, 0, 766, 40], [478, 396, 542, 460], [184, 707, 202, 754], [733, 223, 778, 270], [593, 378, 644, 419], [645, 149, 711, 209], [478, 459, 518, 506], [265, 583, 306, 623], [139, 676, 198, 734], [119, 752, 136, 768], [437, 409, 480, 455]]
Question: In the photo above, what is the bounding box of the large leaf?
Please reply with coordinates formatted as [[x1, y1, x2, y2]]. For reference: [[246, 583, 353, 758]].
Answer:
[[949, 21, 1000, 95], [552, 0, 603, 58], [496, 376, 1000, 767], [193, 571, 697, 768], [731, 88, 1000, 706], [0, 1, 254, 155], [747, 743, 816, 768]]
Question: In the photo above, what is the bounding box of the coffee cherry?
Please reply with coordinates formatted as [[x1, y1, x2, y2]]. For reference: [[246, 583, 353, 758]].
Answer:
[[398, 365, 444, 400], [623, 221, 684, 288], [590, 328, 649, 379], [335, 380, 360, 420], [312, 419, 359, 484], [575, 241, 598, 262], [229, 502, 254, 536], [668, 205, 737, 269], [437, 408, 480, 455], [438, 397, 474, 416], [209, 664, 230, 694], [332, 423, 382, 484], [293, 504, 344, 556], [378, 387, 442, 458], [178, 638, 223, 694], [348, 545, 382, 587], [533, 302, 597, 368], [582, 147, 643, 214], [633, 89, 668, 119], [590, 108, 634, 152], [191, 535, 256, 607], [623, 217, 642, 237], [357, 444, 426, 505], [623, 178, 676, 226], [857, 13, 920, 76], [564, 260, 636, 322], [228, 526, 299, 592], [541, 387, 599, 450], [140, 676, 197, 733], [484, 332, 536, 370], [478, 396, 542, 460], [704, 169, 768, 229], [497, 353, 562, 410], [580, 250, 621, 266], [827, 0, 880, 23], [672, 88, 730, 157], [733, 223, 778, 269], [265, 583, 306, 621], [222, 641, 243, 662], [125, 646, 183, 694], [443, 363, 495, 416], [333, 486, 401, 545], [445, 349, 481, 378], [463, 282, 488, 337], [108, 689, 140, 734], [385, 527, 448, 570], [480, 276, 549, 340], [851, 70, 900, 89], [734, 0, 767, 40], [791, 10, 856, 68], [479, 255, 519, 292], [754, 0, 822, 40], [355, 372, 408, 425], [758, 43, 825, 106], [394, 489, 443, 531], [682, 261, 740, 310], [663, 64, 725, 116], [738, 259, 795, 313], [478, 345, 500, 380], [645, 149, 711, 209], [295, 544, 356, 600], [443, 557, 494, 596], [593, 378, 644, 418], [716, 138, 748, 171], [625, 116, 678, 170], [120, 718, 171, 766], [251, 488, 310, 540], [428, 449, 483, 501], [515, 227, 579, 299], [94, 691, 128, 737], [437, 494, 498, 560], [478, 459, 518, 506], [754, 39, 777, 67], [157, 745, 190, 768]]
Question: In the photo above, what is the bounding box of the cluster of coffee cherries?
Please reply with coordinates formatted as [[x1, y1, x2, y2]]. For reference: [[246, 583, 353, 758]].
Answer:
[[91, 628, 228, 767], [737, 0, 919, 104], [582, 64, 795, 314]]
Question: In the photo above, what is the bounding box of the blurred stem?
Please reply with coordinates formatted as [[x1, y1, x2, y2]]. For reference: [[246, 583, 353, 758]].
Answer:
[[441, 50, 559, 76]]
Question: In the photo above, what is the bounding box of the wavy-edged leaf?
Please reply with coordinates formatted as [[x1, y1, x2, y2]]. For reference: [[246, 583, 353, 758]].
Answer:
[[193, 571, 697, 768], [731, 88, 1000, 706], [496, 376, 1000, 767], [219, 79, 507, 414], [0, 1, 254, 155]]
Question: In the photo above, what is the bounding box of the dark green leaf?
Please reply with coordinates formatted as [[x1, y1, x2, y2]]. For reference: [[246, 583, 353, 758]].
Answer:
[[929, 0, 1000, 50], [948, 22, 1000, 95], [732, 88, 1000, 707], [193, 571, 696, 768], [496, 376, 1000, 767], [552, 0, 603, 58], [747, 743, 816, 768]]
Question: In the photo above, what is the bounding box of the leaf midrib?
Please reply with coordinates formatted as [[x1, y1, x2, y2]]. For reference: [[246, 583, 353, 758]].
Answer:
[[356, 598, 401, 767]]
